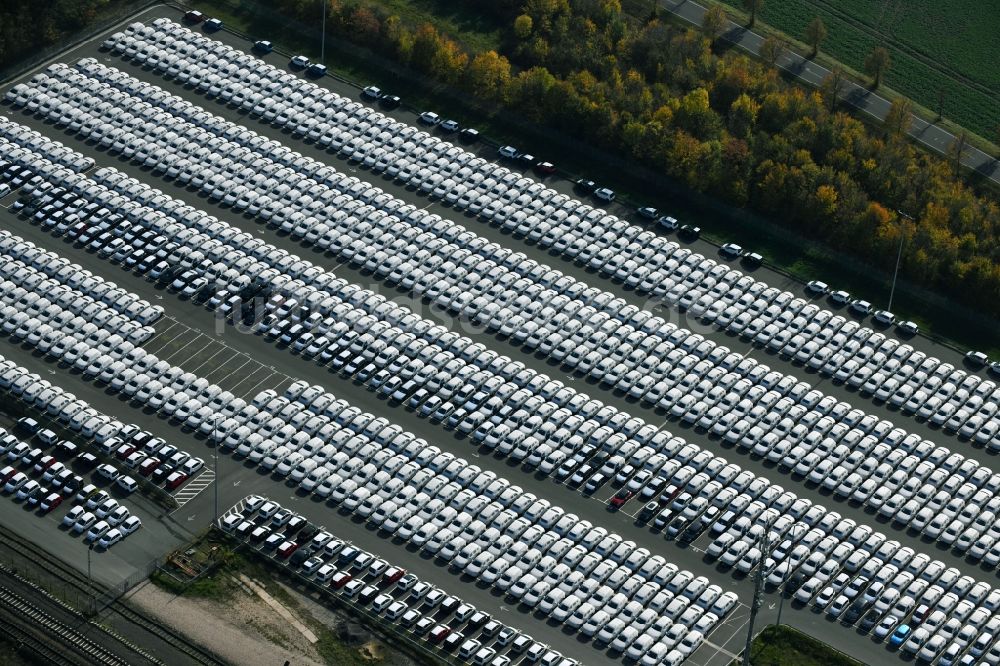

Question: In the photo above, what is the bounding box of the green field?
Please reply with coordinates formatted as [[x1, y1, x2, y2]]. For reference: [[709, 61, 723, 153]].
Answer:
[[716, 0, 1000, 140], [737, 625, 864, 666]]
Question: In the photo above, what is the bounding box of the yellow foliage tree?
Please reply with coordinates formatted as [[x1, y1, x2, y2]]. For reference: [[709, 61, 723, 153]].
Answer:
[[466, 51, 513, 103], [814, 184, 839, 216]]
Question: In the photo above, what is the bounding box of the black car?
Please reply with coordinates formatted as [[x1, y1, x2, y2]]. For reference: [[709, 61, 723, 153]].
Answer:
[[575, 178, 597, 194], [380, 95, 401, 109], [842, 601, 865, 625], [664, 517, 689, 540], [150, 465, 173, 485], [16, 417, 39, 435], [742, 252, 764, 268], [285, 515, 307, 535], [297, 523, 319, 543], [459, 127, 479, 142], [75, 452, 98, 470], [253, 40, 273, 53], [155, 265, 181, 286], [637, 501, 659, 522], [679, 224, 701, 240], [858, 609, 881, 633], [785, 572, 807, 594], [288, 549, 310, 567]]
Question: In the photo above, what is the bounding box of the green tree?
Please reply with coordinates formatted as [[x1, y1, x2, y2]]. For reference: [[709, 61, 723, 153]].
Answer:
[[674, 87, 720, 139], [728, 93, 761, 138], [513, 14, 533, 39], [409, 23, 443, 71], [701, 5, 728, 44], [864, 45, 891, 88], [804, 16, 827, 57], [743, 0, 763, 28], [465, 50, 513, 103]]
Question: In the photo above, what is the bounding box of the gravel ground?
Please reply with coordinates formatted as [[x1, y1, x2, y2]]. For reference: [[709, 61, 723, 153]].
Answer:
[[127, 579, 325, 666]]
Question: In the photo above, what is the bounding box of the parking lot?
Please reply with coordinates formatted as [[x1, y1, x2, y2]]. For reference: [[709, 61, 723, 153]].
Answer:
[[0, 4, 998, 666]]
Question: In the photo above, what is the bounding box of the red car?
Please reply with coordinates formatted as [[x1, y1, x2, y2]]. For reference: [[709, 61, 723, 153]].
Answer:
[[115, 443, 136, 460], [183, 10, 205, 22], [40, 493, 62, 513], [383, 566, 406, 585], [609, 489, 634, 508], [165, 471, 188, 490], [138, 458, 160, 476], [429, 625, 451, 643], [330, 571, 353, 589], [534, 161, 557, 175], [277, 541, 298, 558]]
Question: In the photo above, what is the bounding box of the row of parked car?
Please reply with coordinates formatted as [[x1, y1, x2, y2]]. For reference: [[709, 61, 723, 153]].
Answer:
[[15, 53, 999, 566], [222, 496, 580, 666], [218, 374, 733, 665], [3, 46, 996, 664], [0, 412, 143, 551], [15, 48, 1000, 466], [24, 45, 997, 468], [82, 17, 1000, 441], [0, 124, 737, 661]]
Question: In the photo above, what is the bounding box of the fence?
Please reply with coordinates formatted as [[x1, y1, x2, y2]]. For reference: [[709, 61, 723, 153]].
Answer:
[[91, 555, 165, 615]]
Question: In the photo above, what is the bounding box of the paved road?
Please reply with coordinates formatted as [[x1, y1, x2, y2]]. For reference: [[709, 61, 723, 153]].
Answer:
[[660, 0, 1000, 182], [0, 5, 993, 665]]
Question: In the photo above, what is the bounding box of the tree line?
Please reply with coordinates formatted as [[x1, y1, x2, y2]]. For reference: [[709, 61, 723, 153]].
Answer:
[[6, 0, 997, 317], [299, 0, 994, 315], [0, 0, 118, 71]]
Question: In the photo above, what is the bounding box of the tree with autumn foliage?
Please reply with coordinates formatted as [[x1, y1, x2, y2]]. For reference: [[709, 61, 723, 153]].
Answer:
[[262, 0, 1000, 316]]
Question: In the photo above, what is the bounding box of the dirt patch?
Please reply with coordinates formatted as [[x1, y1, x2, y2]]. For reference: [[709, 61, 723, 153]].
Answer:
[[127, 578, 325, 666]]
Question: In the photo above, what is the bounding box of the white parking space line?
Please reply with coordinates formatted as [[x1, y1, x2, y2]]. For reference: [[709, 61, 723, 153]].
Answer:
[[215, 361, 277, 396], [170, 468, 216, 510], [237, 370, 285, 401], [159, 332, 211, 364], [141, 319, 182, 352], [187, 348, 237, 377], [203, 354, 254, 384]]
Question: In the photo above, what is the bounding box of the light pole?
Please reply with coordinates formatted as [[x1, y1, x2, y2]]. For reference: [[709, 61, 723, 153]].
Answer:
[[320, 0, 326, 65], [887, 210, 913, 312], [742, 528, 773, 665], [213, 414, 221, 526], [86, 544, 94, 614], [774, 523, 806, 629]]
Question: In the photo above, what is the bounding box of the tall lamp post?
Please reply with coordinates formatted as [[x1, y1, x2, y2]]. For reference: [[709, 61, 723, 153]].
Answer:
[[213, 414, 221, 526], [320, 0, 327, 65], [742, 529, 774, 665], [774, 524, 807, 629], [86, 544, 94, 614], [887, 210, 913, 312]]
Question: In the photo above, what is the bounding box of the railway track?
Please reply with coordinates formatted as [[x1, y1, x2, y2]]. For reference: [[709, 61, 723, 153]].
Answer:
[[0, 529, 224, 666], [0, 584, 130, 666], [0, 603, 82, 666]]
